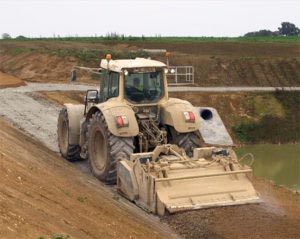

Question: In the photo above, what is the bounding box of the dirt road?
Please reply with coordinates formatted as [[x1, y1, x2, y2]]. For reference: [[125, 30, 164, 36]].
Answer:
[[1, 78, 300, 239], [0, 82, 97, 152], [168, 86, 300, 92]]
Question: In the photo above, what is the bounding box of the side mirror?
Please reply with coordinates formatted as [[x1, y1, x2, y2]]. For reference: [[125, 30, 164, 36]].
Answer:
[[71, 69, 77, 82], [84, 89, 99, 115], [85, 90, 99, 103]]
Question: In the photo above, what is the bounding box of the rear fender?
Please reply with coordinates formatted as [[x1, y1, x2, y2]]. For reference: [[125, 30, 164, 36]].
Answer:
[[86, 101, 139, 137], [160, 98, 200, 133], [63, 104, 85, 145]]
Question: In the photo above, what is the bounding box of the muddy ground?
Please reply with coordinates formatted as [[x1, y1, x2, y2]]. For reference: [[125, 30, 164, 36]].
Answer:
[[0, 73, 300, 239]]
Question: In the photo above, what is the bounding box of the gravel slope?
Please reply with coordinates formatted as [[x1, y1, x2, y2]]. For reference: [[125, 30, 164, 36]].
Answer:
[[0, 83, 96, 152]]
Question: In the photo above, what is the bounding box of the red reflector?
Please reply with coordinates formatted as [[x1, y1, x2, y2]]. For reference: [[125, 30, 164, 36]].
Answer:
[[116, 116, 124, 126], [188, 112, 195, 121]]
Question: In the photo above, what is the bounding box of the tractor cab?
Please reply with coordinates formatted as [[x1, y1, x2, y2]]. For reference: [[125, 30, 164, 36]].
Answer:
[[99, 56, 168, 105]]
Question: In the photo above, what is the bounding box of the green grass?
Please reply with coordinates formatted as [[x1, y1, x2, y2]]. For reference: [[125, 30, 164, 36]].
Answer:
[[1, 36, 299, 44], [11, 48, 25, 55], [53, 48, 149, 64], [52, 234, 70, 239], [20, 47, 150, 65], [112, 195, 120, 201], [232, 92, 300, 143], [77, 196, 87, 202], [253, 94, 285, 119]]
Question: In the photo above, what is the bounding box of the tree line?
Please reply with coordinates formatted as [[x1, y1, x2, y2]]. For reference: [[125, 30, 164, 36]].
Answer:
[[2, 22, 300, 39], [244, 22, 300, 37]]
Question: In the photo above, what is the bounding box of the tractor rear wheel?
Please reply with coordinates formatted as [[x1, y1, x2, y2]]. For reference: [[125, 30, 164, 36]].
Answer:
[[88, 111, 134, 184], [57, 107, 81, 162], [168, 126, 200, 157]]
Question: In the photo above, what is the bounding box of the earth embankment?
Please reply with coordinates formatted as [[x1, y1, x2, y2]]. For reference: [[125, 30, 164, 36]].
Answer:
[[0, 118, 172, 239], [1, 83, 299, 239], [1, 40, 300, 86]]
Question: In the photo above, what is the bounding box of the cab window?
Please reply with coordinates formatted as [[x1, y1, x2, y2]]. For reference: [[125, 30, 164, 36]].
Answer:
[[102, 71, 119, 101], [109, 72, 119, 97], [124, 71, 164, 104]]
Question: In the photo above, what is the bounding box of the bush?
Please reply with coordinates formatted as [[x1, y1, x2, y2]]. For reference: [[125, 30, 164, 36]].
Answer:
[[2, 33, 11, 39], [244, 30, 276, 37], [16, 35, 26, 39]]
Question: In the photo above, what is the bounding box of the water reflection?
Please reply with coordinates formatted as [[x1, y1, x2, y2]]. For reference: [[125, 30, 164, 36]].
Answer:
[[236, 144, 300, 191]]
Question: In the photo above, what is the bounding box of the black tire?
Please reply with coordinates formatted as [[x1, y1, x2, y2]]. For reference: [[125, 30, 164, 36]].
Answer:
[[88, 111, 134, 184], [57, 107, 81, 162], [168, 126, 200, 157]]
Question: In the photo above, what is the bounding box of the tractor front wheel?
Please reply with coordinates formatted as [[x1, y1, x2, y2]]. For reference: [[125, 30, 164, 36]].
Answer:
[[57, 107, 81, 162]]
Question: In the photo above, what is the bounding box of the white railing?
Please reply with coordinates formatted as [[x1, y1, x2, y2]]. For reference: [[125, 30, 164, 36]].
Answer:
[[167, 66, 194, 85]]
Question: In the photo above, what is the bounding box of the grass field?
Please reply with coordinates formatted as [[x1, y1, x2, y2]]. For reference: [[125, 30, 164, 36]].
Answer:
[[1, 36, 300, 44]]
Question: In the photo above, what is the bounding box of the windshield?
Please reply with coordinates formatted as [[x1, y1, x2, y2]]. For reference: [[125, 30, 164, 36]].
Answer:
[[124, 71, 164, 104]]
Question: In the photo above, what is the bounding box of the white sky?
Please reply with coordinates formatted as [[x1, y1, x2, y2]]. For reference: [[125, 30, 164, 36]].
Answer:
[[0, 0, 299, 37]]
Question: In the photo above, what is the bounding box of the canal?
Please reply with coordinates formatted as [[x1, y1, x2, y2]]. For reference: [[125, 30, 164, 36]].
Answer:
[[236, 144, 300, 191]]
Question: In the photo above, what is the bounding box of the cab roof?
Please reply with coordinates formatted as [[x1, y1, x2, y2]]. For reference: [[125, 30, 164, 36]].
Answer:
[[100, 58, 166, 72]]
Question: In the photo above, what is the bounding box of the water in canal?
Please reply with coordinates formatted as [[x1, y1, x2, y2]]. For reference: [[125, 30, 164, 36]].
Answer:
[[236, 144, 300, 191]]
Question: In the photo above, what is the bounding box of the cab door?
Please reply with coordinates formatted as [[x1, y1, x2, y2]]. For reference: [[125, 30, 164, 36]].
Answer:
[[100, 71, 120, 102]]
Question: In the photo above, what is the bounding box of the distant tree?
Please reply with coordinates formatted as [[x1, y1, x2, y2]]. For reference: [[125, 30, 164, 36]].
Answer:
[[278, 22, 300, 36], [244, 29, 275, 37], [105, 32, 120, 40], [2, 33, 11, 39], [16, 35, 26, 39]]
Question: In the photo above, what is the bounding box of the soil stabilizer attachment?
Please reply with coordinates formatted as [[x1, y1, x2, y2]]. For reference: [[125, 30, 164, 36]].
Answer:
[[117, 145, 260, 216]]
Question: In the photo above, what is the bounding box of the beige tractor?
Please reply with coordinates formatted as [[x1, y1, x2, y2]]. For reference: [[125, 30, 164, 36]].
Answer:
[[57, 54, 260, 215]]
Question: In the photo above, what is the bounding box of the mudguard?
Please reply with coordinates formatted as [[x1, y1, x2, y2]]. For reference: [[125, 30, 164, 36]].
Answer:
[[63, 104, 85, 145], [86, 101, 139, 137], [160, 98, 200, 133]]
